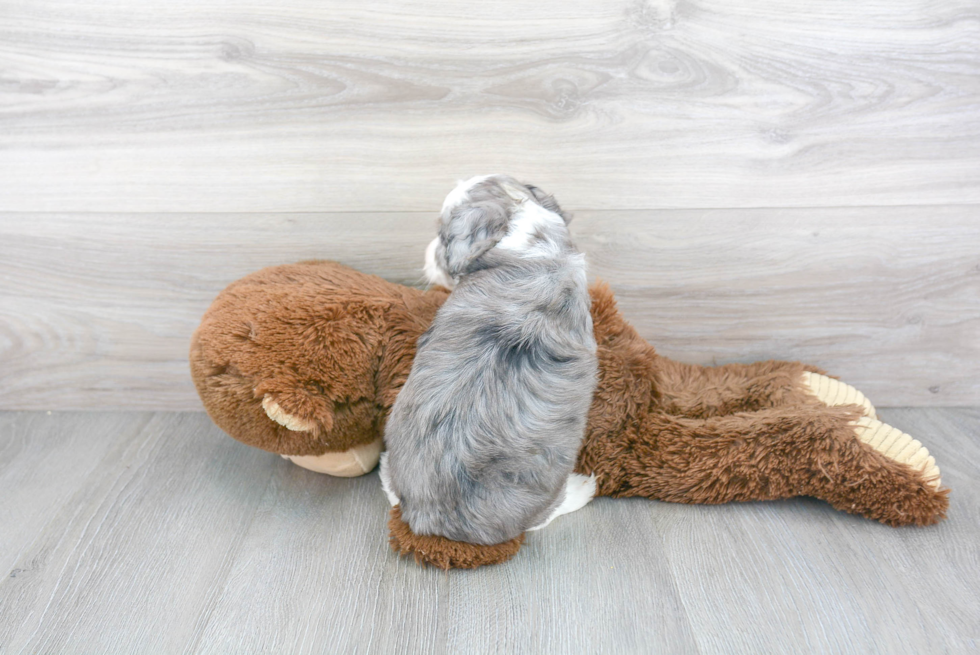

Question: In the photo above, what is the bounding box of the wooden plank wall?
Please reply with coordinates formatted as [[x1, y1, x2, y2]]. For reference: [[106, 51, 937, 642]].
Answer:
[[1, 0, 978, 409]]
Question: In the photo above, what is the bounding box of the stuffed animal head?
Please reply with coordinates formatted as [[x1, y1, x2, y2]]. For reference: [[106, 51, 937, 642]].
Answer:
[[190, 261, 451, 476], [423, 175, 573, 288]]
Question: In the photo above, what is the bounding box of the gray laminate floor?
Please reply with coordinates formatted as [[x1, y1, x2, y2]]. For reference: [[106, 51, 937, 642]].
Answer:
[[1, 409, 977, 654]]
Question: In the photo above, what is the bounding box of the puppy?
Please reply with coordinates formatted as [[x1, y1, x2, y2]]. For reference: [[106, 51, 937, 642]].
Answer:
[[380, 175, 598, 546]]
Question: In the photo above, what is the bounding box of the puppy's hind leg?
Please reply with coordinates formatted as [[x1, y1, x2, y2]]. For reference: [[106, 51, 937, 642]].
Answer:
[[528, 473, 597, 531]]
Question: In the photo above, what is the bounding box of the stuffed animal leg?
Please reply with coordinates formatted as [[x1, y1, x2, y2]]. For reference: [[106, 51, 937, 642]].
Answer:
[[580, 285, 947, 526], [582, 405, 945, 526]]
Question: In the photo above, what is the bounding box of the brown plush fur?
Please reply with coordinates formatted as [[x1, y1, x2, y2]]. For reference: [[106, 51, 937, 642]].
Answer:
[[388, 506, 524, 569], [190, 261, 949, 567], [191, 261, 448, 455]]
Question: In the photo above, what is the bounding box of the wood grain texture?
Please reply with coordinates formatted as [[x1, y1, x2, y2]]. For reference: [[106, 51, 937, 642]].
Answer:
[[0, 0, 978, 212], [660, 406, 980, 654], [0, 412, 152, 576], [192, 460, 448, 655], [2, 207, 978, 409], [0, 409, 977, 653], [583, 206, 980, 406], [446, 499, 700, 653], [0, 412, 276, 654]]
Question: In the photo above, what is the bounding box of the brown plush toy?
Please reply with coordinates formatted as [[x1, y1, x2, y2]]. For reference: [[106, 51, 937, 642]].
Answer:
[[190, 260, 948, 569]]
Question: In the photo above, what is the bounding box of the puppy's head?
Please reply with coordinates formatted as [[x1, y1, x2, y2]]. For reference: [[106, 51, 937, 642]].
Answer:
[[423, 175, 571, 288]]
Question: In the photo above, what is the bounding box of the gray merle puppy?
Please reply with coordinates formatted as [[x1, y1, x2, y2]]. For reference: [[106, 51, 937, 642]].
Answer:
[[379, 175, 599, 546]]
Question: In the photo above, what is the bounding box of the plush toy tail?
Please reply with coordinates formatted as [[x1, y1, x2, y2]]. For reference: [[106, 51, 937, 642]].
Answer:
[[387, 506, 525, 570]]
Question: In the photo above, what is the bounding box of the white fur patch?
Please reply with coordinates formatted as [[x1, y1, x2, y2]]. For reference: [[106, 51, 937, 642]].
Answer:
[[441, 174, 494, 213], [423, 236, 455, 288], [496, 202, 566, 257], [528, 473, 596, 531], [378, 452, 400, 506]]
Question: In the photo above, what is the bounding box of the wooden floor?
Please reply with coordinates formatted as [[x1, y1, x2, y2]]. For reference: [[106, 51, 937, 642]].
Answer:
[[1, 408, 977, 654]]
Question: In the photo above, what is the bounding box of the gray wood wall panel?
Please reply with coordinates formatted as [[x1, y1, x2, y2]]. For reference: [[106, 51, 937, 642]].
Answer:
[[2, 0, 978, 409], [0, 0, 977, 212], [0, 409, 977, 653], [2, 208, 978, 410]]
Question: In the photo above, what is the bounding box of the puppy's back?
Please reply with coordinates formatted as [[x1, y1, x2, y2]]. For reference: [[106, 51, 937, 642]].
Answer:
[[385, 252, 597, 545]]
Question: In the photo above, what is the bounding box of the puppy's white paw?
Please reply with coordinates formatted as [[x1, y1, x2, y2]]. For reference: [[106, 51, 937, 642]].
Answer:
[[528, 473, 597, 531], [561, 472, 597, 514], [378, 452, 400, 506], [261, 395, 318, 432]]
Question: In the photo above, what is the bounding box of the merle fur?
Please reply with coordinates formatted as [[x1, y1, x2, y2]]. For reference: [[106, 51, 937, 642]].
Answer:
[[383, 176, 598, 545]]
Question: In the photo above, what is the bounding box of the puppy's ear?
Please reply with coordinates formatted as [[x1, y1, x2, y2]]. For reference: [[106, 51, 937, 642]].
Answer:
[[441, 201, 511, 277], [526, 185, 572, 224]]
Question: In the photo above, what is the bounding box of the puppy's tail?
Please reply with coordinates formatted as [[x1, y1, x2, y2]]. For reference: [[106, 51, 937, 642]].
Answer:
[[387, 506, 525, 570]]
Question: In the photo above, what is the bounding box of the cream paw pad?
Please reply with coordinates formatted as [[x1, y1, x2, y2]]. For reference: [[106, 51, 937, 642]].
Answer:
[[280, 439, 382, 477], [262, 396, 318, 432], [852, 416, 941, 489], [803, 372, 876, 419], [262, 395, 382, 477]]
